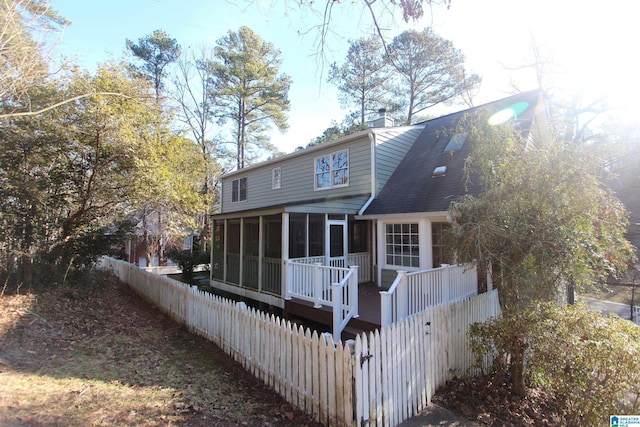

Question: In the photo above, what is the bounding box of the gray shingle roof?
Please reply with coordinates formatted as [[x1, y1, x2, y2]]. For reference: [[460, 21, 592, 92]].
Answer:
[[363, 90, 542, 216]]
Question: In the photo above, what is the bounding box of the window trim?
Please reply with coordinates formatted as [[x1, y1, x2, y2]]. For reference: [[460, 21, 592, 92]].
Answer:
[[231, 176, 247, 203], [272, 167, 281, 190], [314, 149, 349, 191]]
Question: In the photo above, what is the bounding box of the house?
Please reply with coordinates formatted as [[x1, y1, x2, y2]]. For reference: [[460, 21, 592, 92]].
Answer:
[[209, 90, 546, 336]]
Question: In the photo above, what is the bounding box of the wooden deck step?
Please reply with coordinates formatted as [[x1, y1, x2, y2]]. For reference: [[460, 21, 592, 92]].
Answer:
[[283, 281, 383, 340]]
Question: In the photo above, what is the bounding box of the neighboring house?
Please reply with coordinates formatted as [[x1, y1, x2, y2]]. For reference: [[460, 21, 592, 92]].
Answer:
[[124, 209, 195, 268], [209, 90, 545, 326]]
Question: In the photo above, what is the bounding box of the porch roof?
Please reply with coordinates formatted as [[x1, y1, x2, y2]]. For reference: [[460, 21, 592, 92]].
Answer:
[[211, 193, 372, 219], [362, 90, 542, 216]]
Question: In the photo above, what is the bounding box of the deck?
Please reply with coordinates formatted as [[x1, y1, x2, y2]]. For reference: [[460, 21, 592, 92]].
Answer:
[[284, 281, 382, 340]]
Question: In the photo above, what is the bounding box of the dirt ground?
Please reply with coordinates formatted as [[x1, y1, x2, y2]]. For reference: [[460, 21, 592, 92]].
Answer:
[[2, 272, 634, 427], [0, 275, 322, 426]]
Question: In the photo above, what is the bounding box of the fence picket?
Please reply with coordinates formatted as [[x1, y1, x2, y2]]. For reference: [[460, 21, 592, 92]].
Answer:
[[372, 330, 382, 427]]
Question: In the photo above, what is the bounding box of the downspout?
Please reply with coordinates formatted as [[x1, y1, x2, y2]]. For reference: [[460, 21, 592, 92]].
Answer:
[[361, 131, 378, 286], [358, 131, 377, 216]]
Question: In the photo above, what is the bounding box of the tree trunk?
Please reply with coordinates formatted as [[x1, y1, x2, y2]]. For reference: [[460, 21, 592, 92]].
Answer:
[[510, 337, 527, 397]]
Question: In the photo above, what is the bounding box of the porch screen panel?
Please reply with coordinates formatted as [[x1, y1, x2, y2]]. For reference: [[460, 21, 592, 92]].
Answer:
[[289, 213, 306, 258], [212, 220, 225, 280], [226, 220, 240, 284], [308, 214, 324, 257], [262, 214, 282, 295], [349, 218, 368, 253], [243, 217, 259, 289]]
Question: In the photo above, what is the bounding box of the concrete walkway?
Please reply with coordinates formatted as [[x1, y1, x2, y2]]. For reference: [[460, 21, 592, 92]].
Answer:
[[581, 297, 636, 321]]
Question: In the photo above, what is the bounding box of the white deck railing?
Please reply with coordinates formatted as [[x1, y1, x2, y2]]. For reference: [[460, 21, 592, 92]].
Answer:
[[288, 252, 371, 283], [380, 263, 478, 327], [285, 260, 359, 342]]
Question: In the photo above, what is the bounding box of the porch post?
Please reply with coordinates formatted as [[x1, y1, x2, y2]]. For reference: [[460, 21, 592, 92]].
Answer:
[[239, 217, 244, 287], [376, 221, 384, 291], [283, 260, 292, 300], [258, 216, 264, 292], [282, 212, 289, 299], [421, 219, 433, 269], [223, 219, 228, 283]]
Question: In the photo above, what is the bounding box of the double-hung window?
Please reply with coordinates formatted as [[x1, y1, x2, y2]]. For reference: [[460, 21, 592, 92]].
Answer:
[[315, 149, 349, 190], [231, 177, 247, 202], [272, 167, 281, 189]]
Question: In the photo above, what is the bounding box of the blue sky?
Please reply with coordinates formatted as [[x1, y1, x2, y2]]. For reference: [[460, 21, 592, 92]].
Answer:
[[51, 0, 639, 153]]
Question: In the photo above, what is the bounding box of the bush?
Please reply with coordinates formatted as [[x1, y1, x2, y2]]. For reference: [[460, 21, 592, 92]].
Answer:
[[470, 302, 640, 426], [167, 249, 209, 278]]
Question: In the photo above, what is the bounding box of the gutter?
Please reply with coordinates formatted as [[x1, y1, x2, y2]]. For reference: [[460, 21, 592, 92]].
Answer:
[[358, 195, 375, 216]]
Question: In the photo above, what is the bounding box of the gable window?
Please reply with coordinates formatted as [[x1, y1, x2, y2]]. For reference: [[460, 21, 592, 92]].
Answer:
[[315, 149, 349, 190], [272, 167, 281, 189], [385, 223, 419, 268], [231, 177, 247, 202]]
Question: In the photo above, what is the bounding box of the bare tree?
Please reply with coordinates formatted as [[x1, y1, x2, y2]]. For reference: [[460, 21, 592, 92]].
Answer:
[[173, 45, 225, 246], [0, 0, 68, 113]]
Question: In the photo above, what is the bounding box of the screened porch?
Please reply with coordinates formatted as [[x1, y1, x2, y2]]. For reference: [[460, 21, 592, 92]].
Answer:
[[210, 212, 373, 306]]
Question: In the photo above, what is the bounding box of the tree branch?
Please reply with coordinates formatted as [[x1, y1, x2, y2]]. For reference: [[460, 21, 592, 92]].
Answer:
[[0, 92, 131, 119]]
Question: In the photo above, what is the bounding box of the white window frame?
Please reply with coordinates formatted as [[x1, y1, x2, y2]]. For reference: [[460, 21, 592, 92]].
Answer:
[[272, 167, 281, 189], [384, 222, 420, 268], [231, 177, 247, 203], [314, 149, 349, 191]]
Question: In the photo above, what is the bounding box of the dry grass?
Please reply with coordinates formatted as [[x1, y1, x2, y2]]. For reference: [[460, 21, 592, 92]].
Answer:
[[0, 275, 321, 426]]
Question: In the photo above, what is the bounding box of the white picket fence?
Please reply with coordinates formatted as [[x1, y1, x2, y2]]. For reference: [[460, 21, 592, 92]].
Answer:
[[99, 257, 500, 426]]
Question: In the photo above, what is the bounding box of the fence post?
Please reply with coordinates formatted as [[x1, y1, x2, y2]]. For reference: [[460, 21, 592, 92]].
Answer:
[[314, 263, 323, 308], [397, 270, 408, 321], [349, 265, 359, 318], [441, 264, 450, 303]]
